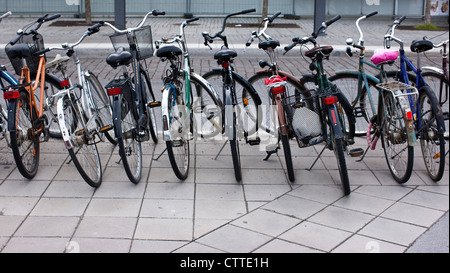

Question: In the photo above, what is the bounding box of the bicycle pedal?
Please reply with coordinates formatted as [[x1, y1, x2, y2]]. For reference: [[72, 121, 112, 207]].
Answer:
[[147, 101, 161, 108], [442, 111, 449, 120], [99, 124, 113, 133], [137, 130, 149, 142], [247, 137, 261, 146], [353, 107, 365, 118], [349, 148, 364, 157]]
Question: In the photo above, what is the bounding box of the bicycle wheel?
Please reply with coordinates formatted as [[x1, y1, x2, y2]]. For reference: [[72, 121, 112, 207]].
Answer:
[[139, 69, 158, 144], [422, 71, 449, 141], [333, 136, 350, 195], [247, 72, 305, 135], [60, 95, 102, 187], [203, 69, 260, 137], [418, 86, 446, 182], [116, 96, 142, 184], [281, 134, 295, 182], [85, 72, 116, 145], [225, 92, 242, 182], [9, 91, 40, 179], [165, 87, 190, 180], [329, 73, 379, 136], [380, 91, 414, 183]]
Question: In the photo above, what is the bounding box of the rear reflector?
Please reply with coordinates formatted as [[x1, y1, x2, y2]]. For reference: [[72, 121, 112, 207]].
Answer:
[[107, 87, 122, 96], [406, 111, 413, 120], [3, 90, 20, 100], [322, 96, 338, 105], [59, 79, 70, 89]]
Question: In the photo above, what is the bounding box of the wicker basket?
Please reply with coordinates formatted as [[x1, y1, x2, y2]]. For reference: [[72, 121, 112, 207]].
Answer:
[[5, 33, 45, 76], [109, 26, 154, 60]]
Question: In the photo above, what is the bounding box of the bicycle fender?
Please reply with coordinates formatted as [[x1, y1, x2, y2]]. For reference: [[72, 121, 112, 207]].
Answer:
[[7, 99, 16, 132], [224, 87, 234, 139], [161, 85, 173, 142], [334, 70, 380, 84], [327, 104, 344, 140], [56, 97, 73, 149], [232, 71, 262, 105], [421, 66, 444, 75], [112, 95, 123, 139], [191, 73, 223, 108]]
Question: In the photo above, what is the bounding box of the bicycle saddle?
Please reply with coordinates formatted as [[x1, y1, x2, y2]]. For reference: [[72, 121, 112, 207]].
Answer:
[[6, 43, 31, 59], [410, 39, 433, 53], [259, 40, 280, 50], [305, 46, 334, 58], [214, 46, 237, 60], [106, 50, 132, 68], [155, 45, 182, 59]]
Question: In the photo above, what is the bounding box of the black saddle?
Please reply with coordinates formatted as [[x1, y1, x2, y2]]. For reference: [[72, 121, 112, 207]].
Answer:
[[6, 44, 32, 59], [410, 39, 433, 53], [214, 47, 237, 60], [305, 46, 334, 58], [106, 50, 132, 68], [155, 45, 182, 59], [259, 40, 280, 50]]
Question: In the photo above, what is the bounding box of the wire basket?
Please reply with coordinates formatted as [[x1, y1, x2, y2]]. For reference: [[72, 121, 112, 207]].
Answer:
[[283, 90, 323, 147], [5, 33, 45, 76], [109, 25, 154, 60]]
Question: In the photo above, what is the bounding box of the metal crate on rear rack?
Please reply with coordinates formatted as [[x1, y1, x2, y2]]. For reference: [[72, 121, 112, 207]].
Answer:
[[5, 33, 45, 76], [109, 26, 154, 60]]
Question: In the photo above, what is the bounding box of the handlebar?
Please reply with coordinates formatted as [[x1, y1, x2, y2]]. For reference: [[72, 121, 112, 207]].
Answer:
[[155, 17, 200, 49], [0, 11, 12, 21], [203, 9, 256, 48], [104, 9, 165, 33], [384, 16, 406, 49], [9, 14, 60, 45], [344, 11, 378, 57], [245, 11, 282, 47], [284, 15, 341, 55]]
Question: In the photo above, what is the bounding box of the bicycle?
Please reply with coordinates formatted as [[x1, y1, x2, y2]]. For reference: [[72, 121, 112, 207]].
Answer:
[[104, 9, 164, 184], [244, 11, 298, 181], [284, 15, 356, 195], [382, 17, 446, 182], [201, 9, 262, 182], [420, 38, 449, 157], [3, 14, 64, 179], [36, 23, 116, 187], [329, 12, 380, 136], [153, 17, 222, 180], [1, 11, 17, 145]]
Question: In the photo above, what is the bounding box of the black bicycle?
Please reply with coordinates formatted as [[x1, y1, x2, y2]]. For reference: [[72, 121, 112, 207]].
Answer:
[[104, 10, 164, 183], [201, 9, 262, 182]]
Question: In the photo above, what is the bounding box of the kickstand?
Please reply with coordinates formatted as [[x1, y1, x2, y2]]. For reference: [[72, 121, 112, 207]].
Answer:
[[356, 146, 371, 162], [214, 140, 228, 160], [263, 148, 279, 161], [153, 148, 167, 161], [307, 145, 326, 171]]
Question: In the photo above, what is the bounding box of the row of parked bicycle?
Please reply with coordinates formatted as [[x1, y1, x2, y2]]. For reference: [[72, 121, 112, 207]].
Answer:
[[0, 9, 448, 196]]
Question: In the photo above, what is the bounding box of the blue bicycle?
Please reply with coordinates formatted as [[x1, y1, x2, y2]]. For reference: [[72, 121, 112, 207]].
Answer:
[[384, 17, 446, 182], [0, 11, 18, 143]]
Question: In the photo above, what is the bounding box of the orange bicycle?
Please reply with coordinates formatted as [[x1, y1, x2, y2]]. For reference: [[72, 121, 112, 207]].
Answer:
[[4, 14, 62, 178]]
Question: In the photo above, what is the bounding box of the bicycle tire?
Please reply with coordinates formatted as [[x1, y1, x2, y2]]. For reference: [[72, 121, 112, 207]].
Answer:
[[140, 69, 159, 144], [380, 91, 414, 184], [115, 96, 142, 184], [202, 69, 261, 138], [281, 134, 295, 182], [59, 95, 102, 187], [9, 90, 40, 179], [418, 86, 446, 182], [329, 73, 379, 136], [85, 72, 116, 145], [164, 84, 190, 180], [225, 92, 242, 182], [333, 136, 351, 195], [422, 71, 449, 141]]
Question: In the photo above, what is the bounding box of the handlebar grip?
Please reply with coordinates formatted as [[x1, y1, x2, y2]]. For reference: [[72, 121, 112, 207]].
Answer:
[[386, 39, 391, 49], [44, 14, 61, 22], [268, 11, 282, 23], [246, 37, 254, 47], [395, 16, 406, 25], [325, 15, 341, 26], [152, 10, 166, 16], [240, 9, 256, 14], [34, 48, 50, 56], [284, 42, 297, 53], [346, 47, 353, 57], [1, 11, 12, 19], [365, 11, 378, 18], [186, 17, 200, 24], [10, 35, 22, 46], [37, 14, 49, 23], [87, 21, 104, 35]]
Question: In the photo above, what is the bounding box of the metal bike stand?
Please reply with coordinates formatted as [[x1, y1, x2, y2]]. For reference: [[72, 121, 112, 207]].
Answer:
[[307, 145, 327, 171]]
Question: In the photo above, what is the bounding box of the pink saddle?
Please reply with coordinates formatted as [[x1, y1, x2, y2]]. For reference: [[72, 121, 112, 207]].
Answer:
[[371, 49, 399, 65]]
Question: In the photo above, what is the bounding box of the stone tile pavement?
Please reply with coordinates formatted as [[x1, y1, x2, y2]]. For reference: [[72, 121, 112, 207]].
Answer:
[[0, 15, 448, 254]]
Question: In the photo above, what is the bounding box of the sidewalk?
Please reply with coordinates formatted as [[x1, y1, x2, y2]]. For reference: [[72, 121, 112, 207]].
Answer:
[[0, 15, 448, 254]]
